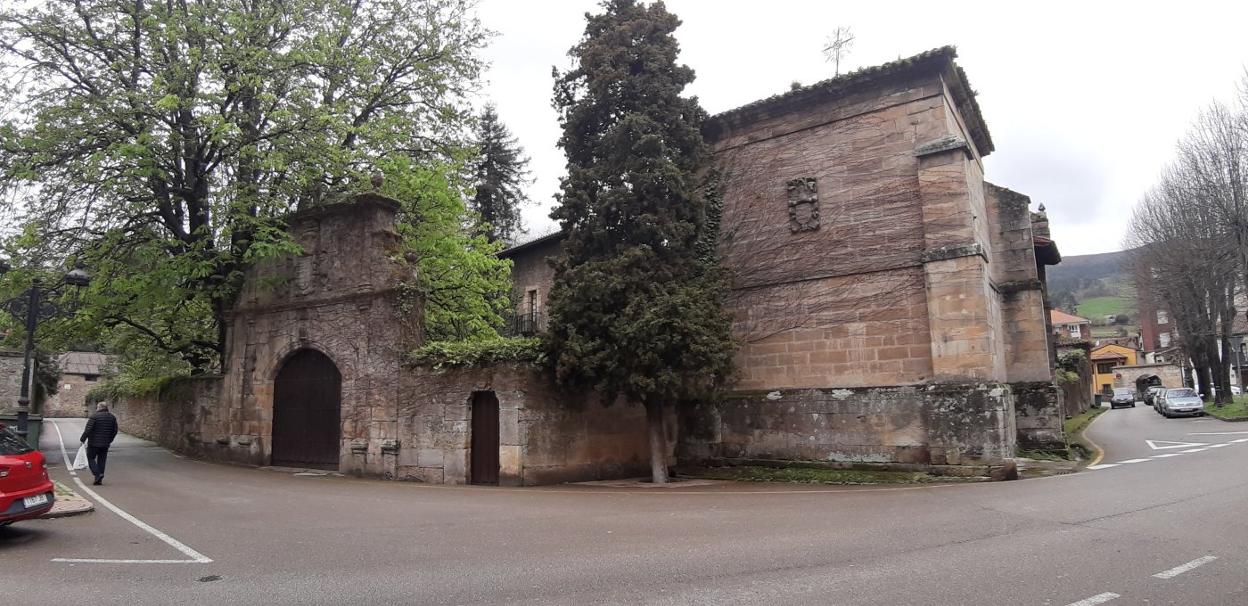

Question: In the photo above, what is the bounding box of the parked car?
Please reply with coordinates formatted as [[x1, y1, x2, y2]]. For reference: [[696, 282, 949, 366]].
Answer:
[[1159, 387, 1205, 418], [1109, 387, 1136, 409], [0, 423, 55, 526], [1143, 386, 1165, 407]]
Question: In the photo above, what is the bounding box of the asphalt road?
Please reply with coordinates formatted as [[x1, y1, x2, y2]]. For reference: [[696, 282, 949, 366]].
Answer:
[[4, 408, 1248, 605]]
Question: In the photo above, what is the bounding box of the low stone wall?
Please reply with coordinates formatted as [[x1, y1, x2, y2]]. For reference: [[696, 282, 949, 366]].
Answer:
[[677, 382, 1017, 468], [400, 363, 652, 485], [1012, 381, 1066, 450], [1061, 371, 1094, 418], [111, 377, 222, 456]]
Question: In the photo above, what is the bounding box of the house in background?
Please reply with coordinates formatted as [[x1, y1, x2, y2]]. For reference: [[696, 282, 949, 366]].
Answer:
[[1094, 335, 1140, 350], [1051, 309, 1091, 342], [1091, 343, 1139, 396], [43, 351, 111, 418]]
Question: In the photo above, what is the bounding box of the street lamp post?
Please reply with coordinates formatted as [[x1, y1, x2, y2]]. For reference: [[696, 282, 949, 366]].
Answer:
[[1, 263, 91, 440]]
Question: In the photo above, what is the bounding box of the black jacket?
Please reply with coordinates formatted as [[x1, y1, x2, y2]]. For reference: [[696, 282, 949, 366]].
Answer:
[[80, 411, 119, 447]]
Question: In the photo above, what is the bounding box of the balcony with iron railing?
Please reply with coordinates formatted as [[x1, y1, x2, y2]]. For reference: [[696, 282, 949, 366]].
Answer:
[[502, 309, 545, 337]]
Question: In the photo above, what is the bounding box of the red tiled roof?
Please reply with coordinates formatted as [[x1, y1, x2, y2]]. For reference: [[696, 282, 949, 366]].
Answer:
[[1051, 309, 1089, 325]]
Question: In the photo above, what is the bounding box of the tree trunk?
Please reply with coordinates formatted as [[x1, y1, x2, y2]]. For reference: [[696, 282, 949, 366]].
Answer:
[[1216, 331, 1234, 404], [644, 400, 669, 484], [1194, 358, 1214, 402]]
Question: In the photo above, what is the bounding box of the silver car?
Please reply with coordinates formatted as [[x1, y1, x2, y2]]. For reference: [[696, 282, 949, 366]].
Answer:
[[1109, 387, 1136, 409], [1160, 387, 1204, 418]]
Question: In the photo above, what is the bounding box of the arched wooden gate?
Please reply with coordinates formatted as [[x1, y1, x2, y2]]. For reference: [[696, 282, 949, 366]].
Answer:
[[271, 349, 341, 469]]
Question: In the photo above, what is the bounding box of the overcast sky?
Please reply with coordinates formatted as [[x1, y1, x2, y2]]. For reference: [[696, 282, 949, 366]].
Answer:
[[475, 0, 1248, 256]]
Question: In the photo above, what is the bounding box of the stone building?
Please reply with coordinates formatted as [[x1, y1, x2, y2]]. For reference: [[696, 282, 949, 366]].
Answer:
[[126, 194, 650, 484], [43, 351, 110, 418], [119, 46, 1064, 484], [505, 46, 1065, 466]]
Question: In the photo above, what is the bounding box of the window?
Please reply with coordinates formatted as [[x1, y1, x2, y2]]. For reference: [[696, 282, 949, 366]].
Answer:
[[527, 289, 539, 314], [1159, 332, 1171, 347], [83, 374, 98, 382], [1068, 324, 1081, 338], [1157, 310, 1169, 325], [1096, 362, 1118, 374]]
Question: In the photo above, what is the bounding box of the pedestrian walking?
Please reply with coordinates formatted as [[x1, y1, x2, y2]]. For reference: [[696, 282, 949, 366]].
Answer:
[[80, 402, 119, 486]]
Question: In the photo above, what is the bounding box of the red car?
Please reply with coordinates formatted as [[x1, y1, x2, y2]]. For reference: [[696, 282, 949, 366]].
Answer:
[[0, 423, 55, 525]]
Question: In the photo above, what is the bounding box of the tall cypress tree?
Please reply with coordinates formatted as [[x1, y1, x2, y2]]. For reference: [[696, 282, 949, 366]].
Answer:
[[548, 0, 735, 483], [471, 104, 530, 243]]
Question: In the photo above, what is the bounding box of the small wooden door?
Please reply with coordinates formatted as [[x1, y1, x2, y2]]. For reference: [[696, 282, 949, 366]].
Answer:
[[271, 349, 341, 469], [470, 391, 500, 485]]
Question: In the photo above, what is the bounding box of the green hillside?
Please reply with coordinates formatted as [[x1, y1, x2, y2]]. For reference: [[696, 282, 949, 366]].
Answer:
[[1076, 296, 1134, 320]]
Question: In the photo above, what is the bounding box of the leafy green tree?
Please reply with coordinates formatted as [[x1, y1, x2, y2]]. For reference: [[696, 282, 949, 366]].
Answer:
[[470, 104, 531, 243], [381, 156, 512, 342], [0, 0, 487, 371], [548, 0, 735, 483]]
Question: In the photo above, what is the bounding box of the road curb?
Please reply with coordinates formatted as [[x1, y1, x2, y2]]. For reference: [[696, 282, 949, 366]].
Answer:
[[1081, 407, 1108, 468], [1204, 414, 1248, 422], [37, 480, 94, 519]]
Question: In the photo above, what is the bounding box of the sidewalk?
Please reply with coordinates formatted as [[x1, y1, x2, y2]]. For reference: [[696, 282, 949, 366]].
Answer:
[[37, 480, 95, 519]]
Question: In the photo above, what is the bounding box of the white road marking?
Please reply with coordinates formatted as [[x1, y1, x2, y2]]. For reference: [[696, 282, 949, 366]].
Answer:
[[1145, 439, 1207, 450], [1153, 555, 1217, 579], [1150, 453, 1182, 458], [50, 421, 79, 477], [1066, 592, 1120, 606], [51, 558, 206, 564], [1233, 439, 1248, 443], [1179, 448, 1208, 453], [1086, 464, 1119, 470], [1207, 443, 1231, 448], [48, 421, 212, 565], [1116, 458, 1151, 464]]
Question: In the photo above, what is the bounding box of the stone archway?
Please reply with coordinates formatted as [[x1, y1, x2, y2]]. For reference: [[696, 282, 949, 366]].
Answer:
[[271, 349, 342, 469]]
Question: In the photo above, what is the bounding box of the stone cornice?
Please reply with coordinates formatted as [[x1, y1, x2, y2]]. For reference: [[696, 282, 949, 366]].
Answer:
[[914, 135, 971, 158], [920, 242, 985, 263]]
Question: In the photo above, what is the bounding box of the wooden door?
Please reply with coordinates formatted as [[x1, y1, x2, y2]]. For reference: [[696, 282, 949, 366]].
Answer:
[[470, 391, 500, 485], [271, 349, 341, 469]]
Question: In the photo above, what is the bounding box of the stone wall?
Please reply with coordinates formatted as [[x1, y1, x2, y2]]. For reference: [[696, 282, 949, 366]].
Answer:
[[730, 269, 933, 390], [111, 377, 221, 454], [399, 363, 652, 485], [43, 374, 95, 418], [678, 382, 1016, 467], [1012, 381, 1065, 450], [0, 350, 22, 414], [1114, 363, 1185, 390]]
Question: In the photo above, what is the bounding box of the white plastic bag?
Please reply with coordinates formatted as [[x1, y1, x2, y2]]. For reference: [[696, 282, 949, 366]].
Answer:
[[72, 444, 89, 471]]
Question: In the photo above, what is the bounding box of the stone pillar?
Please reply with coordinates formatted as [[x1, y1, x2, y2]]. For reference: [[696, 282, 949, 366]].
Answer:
[[915, 137, 1005, 383]]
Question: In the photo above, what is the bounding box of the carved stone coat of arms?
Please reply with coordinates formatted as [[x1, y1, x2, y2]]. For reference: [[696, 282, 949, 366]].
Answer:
[[786, 177, 819, 233]]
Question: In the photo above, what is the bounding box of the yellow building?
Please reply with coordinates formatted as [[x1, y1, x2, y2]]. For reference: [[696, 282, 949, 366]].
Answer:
[[1091, 344, 1139, 395]]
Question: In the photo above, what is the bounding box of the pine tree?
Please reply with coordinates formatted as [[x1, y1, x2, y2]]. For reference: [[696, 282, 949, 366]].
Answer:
[[471, 104, 530, 243], [548, 0, 735, 483]]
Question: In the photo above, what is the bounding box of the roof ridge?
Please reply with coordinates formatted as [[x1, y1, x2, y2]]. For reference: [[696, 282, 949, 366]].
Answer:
[[705, 45, 994, 156]]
